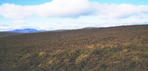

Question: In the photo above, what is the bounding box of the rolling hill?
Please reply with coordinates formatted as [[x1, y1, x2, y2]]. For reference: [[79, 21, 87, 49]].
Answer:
[[0, 25, 148, 71], [0, 32, 22, 38]]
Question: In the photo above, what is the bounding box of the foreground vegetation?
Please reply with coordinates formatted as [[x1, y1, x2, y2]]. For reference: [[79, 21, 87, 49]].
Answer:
[[0, 25, 148, 71]]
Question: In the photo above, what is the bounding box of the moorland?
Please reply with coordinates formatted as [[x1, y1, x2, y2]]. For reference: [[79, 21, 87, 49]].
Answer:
[[0, 25, 148, 71]]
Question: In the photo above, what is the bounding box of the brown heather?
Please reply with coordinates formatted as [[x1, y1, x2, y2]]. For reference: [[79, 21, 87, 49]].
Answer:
[[0, 25, 148, 71]]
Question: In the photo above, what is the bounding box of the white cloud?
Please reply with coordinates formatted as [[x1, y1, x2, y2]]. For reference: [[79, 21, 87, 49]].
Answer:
[[0, 0, 91, 19], [94, 3, 148, 19], [0, 14, 148, 31], [0, 0, 148, 19], [0, 0, 148, 31], [0, 25, 22, 31], [12, 20, 25, 24]]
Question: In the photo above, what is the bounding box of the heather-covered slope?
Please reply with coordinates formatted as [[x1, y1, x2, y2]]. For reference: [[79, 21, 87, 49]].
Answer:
[[0, 25, 148, 71]]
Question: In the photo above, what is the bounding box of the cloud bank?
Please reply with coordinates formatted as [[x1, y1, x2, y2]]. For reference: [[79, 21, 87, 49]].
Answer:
[[0, 0, 148, 31], [0, 0, 91, 19]]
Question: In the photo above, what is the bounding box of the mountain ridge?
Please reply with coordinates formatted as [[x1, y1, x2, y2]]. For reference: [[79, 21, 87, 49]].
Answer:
[[9, 28, 44, 33]]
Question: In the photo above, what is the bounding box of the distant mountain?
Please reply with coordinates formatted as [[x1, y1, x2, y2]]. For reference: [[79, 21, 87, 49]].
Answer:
[[10, 28, 44, 33]]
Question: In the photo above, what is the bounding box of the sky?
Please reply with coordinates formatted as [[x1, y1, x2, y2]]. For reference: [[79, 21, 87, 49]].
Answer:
[[0, 0, 148, 31]]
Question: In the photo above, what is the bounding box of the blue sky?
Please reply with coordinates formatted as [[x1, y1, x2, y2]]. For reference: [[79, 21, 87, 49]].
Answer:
[[92, 0, 148, 5], [0, 0, 52, 5], [0, 0, 148, 31], [1, 0, 148, 5]]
